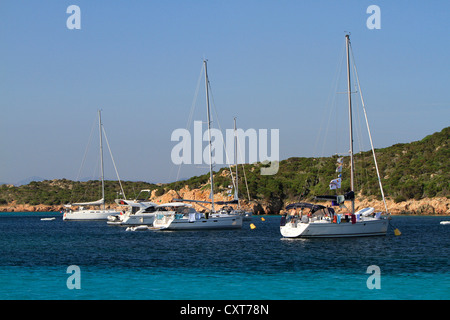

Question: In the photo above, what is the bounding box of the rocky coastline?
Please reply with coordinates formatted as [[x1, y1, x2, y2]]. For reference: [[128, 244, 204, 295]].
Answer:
[[0, 185, 448, 215]]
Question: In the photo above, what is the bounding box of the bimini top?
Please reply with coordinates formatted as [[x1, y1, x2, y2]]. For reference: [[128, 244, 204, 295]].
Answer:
[[285, 202, 326, 213]]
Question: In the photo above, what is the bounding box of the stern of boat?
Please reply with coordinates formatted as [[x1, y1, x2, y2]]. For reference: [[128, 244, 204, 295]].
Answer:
[[280, 215, 310, 238]]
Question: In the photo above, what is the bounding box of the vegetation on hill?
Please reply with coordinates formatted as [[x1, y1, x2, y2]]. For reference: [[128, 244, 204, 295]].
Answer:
[[0, 127, 448, 207], [165, 126, 449, 205]]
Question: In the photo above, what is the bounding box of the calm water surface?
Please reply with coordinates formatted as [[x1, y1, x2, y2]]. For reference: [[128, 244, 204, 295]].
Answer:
[[0, 213, 448, 299]]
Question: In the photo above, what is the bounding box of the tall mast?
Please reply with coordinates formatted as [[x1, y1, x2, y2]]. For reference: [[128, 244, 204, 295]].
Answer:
[[204, 60, 215, 213], [346, 34, 355, 214], [98, 109, 105, 210], [234, 117, 239, 207]]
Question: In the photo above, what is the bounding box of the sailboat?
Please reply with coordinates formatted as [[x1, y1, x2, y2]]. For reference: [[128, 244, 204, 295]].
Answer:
[[280, 34, 390, 238], [63, 110, 123, 221], [153, 60, 243, 230]]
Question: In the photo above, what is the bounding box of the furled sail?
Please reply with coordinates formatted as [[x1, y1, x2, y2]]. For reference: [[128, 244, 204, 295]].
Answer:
[[72, 198, 105, 206], [314, 191, 354, 202], [173, 198, 239, 205]]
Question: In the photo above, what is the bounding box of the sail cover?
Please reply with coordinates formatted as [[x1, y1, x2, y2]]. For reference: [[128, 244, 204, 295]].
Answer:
[[314, 191, 355, 202], [173, 199, 239, 205], [72, 198, 104, 206]]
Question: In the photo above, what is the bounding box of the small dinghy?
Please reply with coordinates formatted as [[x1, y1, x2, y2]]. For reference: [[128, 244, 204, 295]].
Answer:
[[40, 217, 56, 221], [125, 225, 149, 231], [356, 207, 375, 217], [440, 221, 450, 225]]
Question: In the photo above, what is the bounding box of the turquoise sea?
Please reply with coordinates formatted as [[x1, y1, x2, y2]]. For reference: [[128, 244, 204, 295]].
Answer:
[[0, 213, 448, 300]]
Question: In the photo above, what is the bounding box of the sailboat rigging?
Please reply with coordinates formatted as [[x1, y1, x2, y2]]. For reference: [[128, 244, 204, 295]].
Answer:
[[217, 117, 253, 221], [152, 60, 243, 230], [280, 34, 390, 238], [63, 110, 124, 221]]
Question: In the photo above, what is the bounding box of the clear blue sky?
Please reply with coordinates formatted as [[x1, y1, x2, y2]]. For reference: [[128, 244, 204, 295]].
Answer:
[[1, 1, 449, 184]]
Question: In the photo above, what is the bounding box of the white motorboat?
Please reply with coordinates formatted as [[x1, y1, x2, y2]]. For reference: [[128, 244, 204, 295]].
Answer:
[[110, 205, 157, 226], [153, 203, 242, 230], [280, 35, 391, 238], [107, 190, 158, 226], [63, 110, 124, 221], [107, 202, 157, 226]]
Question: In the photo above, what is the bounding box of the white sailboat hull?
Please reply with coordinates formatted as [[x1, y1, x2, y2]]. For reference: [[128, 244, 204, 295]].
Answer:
[[154, 215, 243, 230], [63, 209, 121, 221], [280, 218, 389, 238]]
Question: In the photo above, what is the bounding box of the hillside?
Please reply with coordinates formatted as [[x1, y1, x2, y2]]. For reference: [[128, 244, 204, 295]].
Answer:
[[0, 180, 159, 209], [1, 127, 448, 214], [162, 127, 449, 210]]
